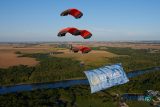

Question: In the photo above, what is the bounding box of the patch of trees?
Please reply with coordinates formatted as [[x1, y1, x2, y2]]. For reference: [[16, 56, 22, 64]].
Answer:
[[0, 65, 35, 85], [0, 53, 85, 86], [0, 86, 116, 107], [105, 47, 160, 72], [0, 75, 157, 107], [109, 70, 160, 93], [14, 51, 22, 54]]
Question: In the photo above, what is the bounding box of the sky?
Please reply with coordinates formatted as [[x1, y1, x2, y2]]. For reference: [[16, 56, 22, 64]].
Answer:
[[0, 0, 160, 42]]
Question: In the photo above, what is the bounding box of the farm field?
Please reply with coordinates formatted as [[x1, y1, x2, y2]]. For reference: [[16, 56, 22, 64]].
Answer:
[[0, 43, 118, 68], [0, 42, 160, 69], [0, 50, 38, 68], [53, 49, 117, 67], [87, 42, 160, 49], [0, 43, 59, 68]]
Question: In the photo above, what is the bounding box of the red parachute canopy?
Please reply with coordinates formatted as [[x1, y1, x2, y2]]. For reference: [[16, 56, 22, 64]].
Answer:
[[80, 30, 92, 39], [71, 46, 91, 53], [72, 47, 79, 53], [69, 44, 79, 53], [58, 28, 92, 39], [58, 27, 80, 37], [60, 8, 83, 19], [79, 46, 91, 53]]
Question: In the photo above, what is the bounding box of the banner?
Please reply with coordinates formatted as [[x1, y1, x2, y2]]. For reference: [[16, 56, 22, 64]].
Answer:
[[84, 63, 129, 93]]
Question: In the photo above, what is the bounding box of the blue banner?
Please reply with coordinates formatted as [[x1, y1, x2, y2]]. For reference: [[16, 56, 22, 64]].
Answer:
[[84, 63, 129, 93]]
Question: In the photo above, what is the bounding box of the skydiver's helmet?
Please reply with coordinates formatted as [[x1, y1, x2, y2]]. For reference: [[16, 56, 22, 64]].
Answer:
[[80, 47, 91, 54]]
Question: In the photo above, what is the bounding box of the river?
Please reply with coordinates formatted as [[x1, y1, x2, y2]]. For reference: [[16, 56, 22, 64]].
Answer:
[[0, 67, 160, 95]]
